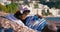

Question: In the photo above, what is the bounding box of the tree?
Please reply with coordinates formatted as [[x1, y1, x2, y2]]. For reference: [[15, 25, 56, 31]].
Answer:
[[0, 3, 8, 12], [39, 0, 46, 4], [6, 2, 18, 13], [24, 0, 30, 7], [54, 0, 60, 9], [39, 0, 60, 9], [39, 0, 55, 8]]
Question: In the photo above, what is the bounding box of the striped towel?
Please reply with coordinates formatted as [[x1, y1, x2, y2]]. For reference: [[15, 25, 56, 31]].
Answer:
[[25, 15, 47, 31]]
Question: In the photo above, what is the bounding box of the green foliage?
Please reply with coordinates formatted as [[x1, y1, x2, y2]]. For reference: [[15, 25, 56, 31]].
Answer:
[[39, 0, 46, 3], [34, 3, 39, 8], [41, 9, 47, 16], [47, 9, 50, 15], [24, 0, 30, 7], [55, 1, 60, 9], [41, 9, 52, 16], [39, 0, 60, 9], [0, 2, 18, 13], [6, 2, 18, 13], [49, 0, 60, 9], [0, 3, 8, 12]]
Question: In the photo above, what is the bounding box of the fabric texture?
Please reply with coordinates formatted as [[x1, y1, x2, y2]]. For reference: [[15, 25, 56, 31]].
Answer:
[[25, 15, 47, 31]]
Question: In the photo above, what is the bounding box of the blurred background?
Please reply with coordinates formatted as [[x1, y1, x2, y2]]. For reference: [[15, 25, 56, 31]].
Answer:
[[0, 0, 60, 27], [0, 0, 60, 17], [0, 0, 60, 32]]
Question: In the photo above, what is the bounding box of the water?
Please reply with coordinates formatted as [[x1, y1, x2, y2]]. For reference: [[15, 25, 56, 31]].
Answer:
[[45, 17, 60, 21], [45, 17, 60, 28]]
